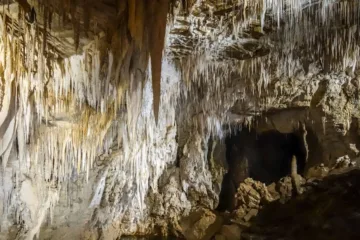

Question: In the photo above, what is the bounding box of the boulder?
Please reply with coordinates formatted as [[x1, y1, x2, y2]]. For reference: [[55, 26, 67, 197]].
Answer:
[[220, 224, 242, 240], [235, 178, 273, 210], [215, 234, 227, 240], [329, 155, 358, 175], [266, 183, 280, 201], [232, 207, 247, 221], [306, 164, 329, 179], [276, 176, 293, 203], [179, 208, 223, 240], [243, 209, 259, 222]]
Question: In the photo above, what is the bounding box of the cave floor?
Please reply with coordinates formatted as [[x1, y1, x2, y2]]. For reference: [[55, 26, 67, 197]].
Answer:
[[240, 169, 360, 240], [120, 168, 360, 240]]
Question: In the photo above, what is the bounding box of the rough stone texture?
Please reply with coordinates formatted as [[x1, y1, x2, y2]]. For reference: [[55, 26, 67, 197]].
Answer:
[[180, 208, 223, 240], [219, 224, 242, 240], [167, 0, 271, 60], [0, 0, 360, 239], [231, 178, 275, 223], [179, 133, 219, 209], [220, 160, 360, 239], [306, 164, 330, 179], [229, 174, 310, 226], [242, 169, 360, 240]]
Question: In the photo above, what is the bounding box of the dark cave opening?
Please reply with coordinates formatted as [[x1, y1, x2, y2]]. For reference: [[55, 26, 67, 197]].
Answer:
[[217, 128, 307, 211]]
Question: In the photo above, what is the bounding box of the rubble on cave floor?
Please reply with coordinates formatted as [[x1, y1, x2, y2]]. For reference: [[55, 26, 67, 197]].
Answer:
[[180, 157, 360, 240], [240, 169, 360, 240]]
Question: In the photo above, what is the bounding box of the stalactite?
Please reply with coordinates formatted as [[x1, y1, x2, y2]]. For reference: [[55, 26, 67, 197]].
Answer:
[[301, 122, 309, 163], [173, 0, 360, 140], [148, 0, 170, 123]]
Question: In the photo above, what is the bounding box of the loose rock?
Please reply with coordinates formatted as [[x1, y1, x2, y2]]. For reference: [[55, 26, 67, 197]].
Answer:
[[179, 208, 223, 240]]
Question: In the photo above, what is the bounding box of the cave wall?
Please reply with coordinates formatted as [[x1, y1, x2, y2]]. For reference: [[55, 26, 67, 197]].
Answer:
[[1, 1, 360, 239]]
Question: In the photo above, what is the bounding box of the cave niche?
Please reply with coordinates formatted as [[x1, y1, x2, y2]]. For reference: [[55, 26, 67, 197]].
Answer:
[[217, 127, 307, 211]]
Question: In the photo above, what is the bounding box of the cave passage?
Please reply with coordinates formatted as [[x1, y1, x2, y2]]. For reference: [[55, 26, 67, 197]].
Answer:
[[217, 128, 307, 211]]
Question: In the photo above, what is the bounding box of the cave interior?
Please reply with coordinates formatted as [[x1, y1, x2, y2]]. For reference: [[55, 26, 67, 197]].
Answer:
[[1, 0, 360, 239]]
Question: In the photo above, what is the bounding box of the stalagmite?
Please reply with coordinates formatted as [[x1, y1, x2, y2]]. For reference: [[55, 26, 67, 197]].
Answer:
[[290, 155, 303, 195]]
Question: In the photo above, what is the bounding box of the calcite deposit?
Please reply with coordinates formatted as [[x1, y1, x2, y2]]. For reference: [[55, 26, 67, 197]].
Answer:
[[0, 0, 359, 239]]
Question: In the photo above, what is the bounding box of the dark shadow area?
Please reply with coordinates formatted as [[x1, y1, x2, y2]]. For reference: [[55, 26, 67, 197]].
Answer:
[[247, 169, 360, 240], [217, 128, 307, 211], [121, 236, 180, 240]]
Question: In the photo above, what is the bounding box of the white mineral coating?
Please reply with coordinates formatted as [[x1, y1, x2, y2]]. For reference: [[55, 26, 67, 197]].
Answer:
[[0, 1, 359, 239]]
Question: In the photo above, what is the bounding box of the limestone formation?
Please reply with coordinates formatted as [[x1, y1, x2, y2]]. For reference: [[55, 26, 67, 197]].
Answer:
[[0, 0, 359, 239]]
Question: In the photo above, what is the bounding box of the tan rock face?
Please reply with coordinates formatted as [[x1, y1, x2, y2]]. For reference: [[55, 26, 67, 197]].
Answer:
[[180, 208, 223, 240]]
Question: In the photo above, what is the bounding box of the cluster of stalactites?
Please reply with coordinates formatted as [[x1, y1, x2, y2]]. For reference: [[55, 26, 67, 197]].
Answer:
[[173, 0, 360, 139], [0, 0, 175, 163], [0, 2, 184, 236], [0, 3, 189, 233]]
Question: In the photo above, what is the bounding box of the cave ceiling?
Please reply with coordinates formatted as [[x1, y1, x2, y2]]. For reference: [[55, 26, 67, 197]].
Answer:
[[0, 0, 358, 185], [0, 0, 358, 181], [2, 0, 358, 61]]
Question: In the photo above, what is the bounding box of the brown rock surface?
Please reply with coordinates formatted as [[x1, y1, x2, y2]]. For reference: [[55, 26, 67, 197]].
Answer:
[[220, 224, 242, 240], [179, 208, 223, 240], [242, 169, 360, 240]]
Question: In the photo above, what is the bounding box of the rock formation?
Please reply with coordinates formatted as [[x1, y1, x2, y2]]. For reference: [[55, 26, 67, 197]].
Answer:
[[0, 0, 359, 239]]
